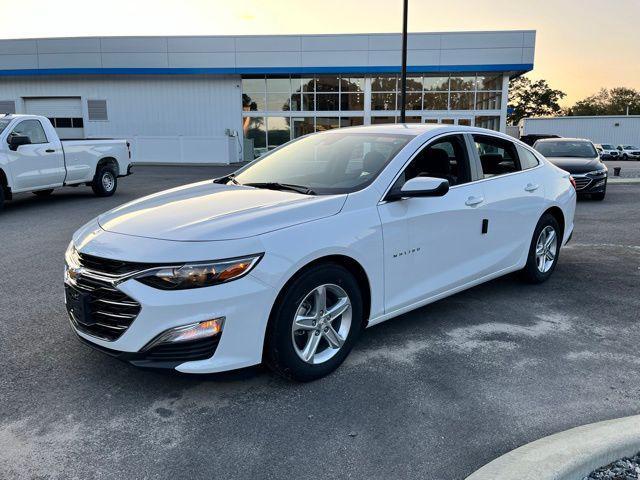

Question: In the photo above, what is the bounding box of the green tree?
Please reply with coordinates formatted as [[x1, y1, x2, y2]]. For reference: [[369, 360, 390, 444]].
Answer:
[[508, 76, 566, 124], [568, 87, 640, 116]]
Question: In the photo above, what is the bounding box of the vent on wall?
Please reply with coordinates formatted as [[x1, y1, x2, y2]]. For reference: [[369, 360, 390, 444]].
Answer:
[[87, 100, 108, 121], [0, 100, 16, 114]]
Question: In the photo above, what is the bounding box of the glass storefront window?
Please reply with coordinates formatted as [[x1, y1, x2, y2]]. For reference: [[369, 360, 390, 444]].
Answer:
[[475, 115, 500, 131], [371, 92, 396, 111], [475, 92, 502, 110], [242, 78, 265, 93], [316, 117, 340, 132], [316, 94, 340, 111], [423, 92, 448, 110], [404, 116, 422, 124], [406, 76, 423, 91], [292, 117, 315, 138], [243, 93, 264, 112], [342, 78, 364, 92], [371, 116, 396, 124], [341, 93, 364, 111], [423, 76, 449, 91], [476, 74, 503, 91], [404, 92, 422, 110], [340, 117, 364, 127], [266, 77, 291, 93], [449, 92, 475, 110], [371, 75, 397, 92], [244, 116, 266, 158], [450, 76, 475, 91], [316, 75, 340, 92], [267, 92, 291, 111], [267, 117, 291, 149]]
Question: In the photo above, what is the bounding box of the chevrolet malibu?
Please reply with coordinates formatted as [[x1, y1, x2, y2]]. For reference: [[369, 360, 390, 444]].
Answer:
[[65, 125, 576, 381]]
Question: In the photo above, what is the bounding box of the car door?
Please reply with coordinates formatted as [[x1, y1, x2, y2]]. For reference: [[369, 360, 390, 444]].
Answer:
[[6, 119, 65, 191], [471, 134, 546, 273], [377, 134, 488, 312]]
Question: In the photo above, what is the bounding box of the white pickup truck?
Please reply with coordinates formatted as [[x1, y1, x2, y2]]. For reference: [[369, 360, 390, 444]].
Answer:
[[0, 114, 132, 210]]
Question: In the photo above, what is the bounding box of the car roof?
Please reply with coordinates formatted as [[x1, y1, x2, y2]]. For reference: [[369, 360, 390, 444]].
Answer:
[[324, 123, 516, 140]]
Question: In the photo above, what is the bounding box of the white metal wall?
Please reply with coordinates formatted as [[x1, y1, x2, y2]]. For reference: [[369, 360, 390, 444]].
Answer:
[[0, 75, 243, 164], [521, 116, 640, 146]]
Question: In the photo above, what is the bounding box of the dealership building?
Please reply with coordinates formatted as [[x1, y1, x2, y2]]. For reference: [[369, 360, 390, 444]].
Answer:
[[0, 31, 535, 164]]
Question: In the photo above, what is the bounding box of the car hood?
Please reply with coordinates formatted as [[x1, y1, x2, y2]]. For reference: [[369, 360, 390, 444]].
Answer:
[[544, 157, 603, 174], [97, 180, 347, 241]]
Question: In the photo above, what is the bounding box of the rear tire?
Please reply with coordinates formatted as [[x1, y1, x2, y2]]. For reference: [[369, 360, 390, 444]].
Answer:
[[520, 213, 561, 284], [33, 189, 54, 197], [92, 165, 117, 197], [264, 263, 363, 382], [0, 186, 5, 212]]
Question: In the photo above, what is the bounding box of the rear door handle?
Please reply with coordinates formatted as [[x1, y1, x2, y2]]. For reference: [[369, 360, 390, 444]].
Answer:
[[525, 183, 539, 192], [45, 149, 56, 153], [465, 195, 484, 206]]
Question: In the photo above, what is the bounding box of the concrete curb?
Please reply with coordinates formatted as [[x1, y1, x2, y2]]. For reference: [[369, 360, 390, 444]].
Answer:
[[609, 178, 640, 184], [466, 415, 640, 480]]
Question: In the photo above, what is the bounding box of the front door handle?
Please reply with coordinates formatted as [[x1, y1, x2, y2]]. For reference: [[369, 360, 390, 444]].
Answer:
[[525, 183, 539, 192], [45, 149, 56, 153], [465, 195, 484, 206]]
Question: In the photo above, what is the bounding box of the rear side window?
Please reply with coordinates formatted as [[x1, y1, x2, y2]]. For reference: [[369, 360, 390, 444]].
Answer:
[[10, 120, 48, 144], [516, 144, 540, 170], [473, 134, 520, 178]]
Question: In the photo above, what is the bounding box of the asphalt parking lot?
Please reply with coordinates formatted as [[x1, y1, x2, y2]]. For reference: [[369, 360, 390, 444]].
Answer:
[[1, 166, 639, 480]]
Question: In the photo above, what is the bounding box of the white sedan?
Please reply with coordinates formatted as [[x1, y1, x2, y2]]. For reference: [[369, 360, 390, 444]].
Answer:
[[65, 125, 576, 381]]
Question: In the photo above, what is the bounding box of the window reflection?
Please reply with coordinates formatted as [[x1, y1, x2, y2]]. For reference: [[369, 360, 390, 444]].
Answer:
[[449, 92, 474, 110], [267, 117, 290, 149], [292, 117, 315, 138], [423, 76, 449, 91], [450, 76, 475, 91], [316, 117, 340, 131], [423, 92, 448, 110], [371, 92, 396, 111], [316, 75, 340, 92], [244, 116, 266, 159]]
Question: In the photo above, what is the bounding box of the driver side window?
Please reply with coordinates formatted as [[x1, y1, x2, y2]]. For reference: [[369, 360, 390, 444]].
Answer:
[[10, 120, 48, 144], [392, 134, 471, 190]]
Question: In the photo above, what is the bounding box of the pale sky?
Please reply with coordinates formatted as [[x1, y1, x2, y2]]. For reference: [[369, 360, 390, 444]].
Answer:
[[1, 0, 638, 105]]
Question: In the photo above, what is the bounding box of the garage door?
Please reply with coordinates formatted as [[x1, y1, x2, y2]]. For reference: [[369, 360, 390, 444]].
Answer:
[[24, 97, 84, 139]]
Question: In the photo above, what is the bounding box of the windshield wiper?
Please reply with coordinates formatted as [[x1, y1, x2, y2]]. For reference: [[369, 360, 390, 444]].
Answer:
[[243, 182, 316, 195], [213, 173, 240, 185]]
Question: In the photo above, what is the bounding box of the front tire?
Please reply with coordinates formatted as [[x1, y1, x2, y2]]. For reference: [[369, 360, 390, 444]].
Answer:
[[520, 213, 561, 284], [92, 165, 117, 197], [265, 263, 363, 381], [623, 154, 628, 160], [33, 189, 54, 197]]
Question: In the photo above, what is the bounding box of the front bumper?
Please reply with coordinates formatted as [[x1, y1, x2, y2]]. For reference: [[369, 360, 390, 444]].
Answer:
[[66, 263, 278, 374], [572, 173, 607, 194]]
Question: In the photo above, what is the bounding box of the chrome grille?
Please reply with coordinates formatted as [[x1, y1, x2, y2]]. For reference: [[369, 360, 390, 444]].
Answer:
[[573, 177, 592, 191], [66, 256, 142, 341]]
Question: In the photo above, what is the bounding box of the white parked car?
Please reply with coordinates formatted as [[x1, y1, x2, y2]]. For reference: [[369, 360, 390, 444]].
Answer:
[[0, 114, 132, 210], [617, 144, 640, 160], [65, 125, 576, 381], [595, 144, 619, 160]]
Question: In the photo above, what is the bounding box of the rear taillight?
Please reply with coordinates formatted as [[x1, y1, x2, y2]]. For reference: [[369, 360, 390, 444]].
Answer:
[[569, 176, 577, 190]]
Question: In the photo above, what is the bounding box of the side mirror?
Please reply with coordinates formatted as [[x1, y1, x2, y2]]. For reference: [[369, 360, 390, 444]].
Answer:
[[386, 176, 450, 202], [8, 134, 31, 151]]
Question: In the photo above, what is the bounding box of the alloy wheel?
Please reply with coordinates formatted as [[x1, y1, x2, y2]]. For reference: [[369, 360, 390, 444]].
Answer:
[[291, 284, 352, 364], [535, 225, 558, 273], [102, 171, 115, 192]]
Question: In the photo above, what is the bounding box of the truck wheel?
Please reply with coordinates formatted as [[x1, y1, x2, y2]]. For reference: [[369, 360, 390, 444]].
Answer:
[[92, 165, 117, 197], [33, 189, 54, 197], [0, 186, 4, 212]]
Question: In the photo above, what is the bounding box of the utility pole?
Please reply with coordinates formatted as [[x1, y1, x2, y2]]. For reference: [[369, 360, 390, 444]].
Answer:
[[399, 0, 408, 123]]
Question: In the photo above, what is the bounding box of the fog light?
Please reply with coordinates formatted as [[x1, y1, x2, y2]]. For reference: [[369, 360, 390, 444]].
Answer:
[[143, 317, 225, 351]]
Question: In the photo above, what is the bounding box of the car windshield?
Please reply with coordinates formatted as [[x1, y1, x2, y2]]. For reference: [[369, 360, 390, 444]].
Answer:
[[624, 145, 639, 149], [0, 117, 11, 135], [601, 144, 614, 149], [535, 140, 597, 158], [231, 132, 413, 194]]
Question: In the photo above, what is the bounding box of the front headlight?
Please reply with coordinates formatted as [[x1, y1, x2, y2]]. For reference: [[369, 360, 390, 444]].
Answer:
[[65, 243, 80, 268], [586, 168, 607, 176], [134, 254, 263, 290]]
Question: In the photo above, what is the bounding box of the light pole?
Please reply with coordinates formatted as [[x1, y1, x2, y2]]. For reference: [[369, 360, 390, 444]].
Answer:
[[399, 0, 408, 123]]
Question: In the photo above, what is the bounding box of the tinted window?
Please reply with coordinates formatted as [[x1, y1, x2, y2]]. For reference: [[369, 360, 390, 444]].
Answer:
[[516, 144, 540, 170], [473, 135, 520, 178], [233, 132, 412, 194], [393, 135, 471, 189], [535, 140, 597, 158], [10, 120, 48, 144]]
